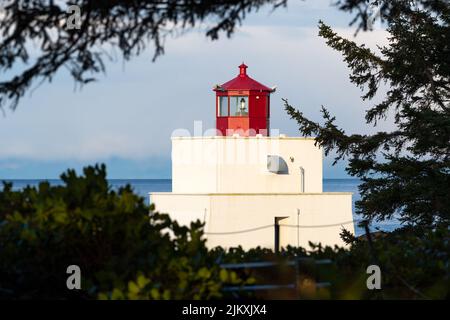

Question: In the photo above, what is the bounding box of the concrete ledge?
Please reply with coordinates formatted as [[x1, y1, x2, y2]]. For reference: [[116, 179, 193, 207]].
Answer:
[[171, 136, 317, 141], [149, 192, 353, 196]]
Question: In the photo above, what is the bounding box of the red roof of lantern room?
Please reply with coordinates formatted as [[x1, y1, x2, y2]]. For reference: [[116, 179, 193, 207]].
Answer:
[[215, 63, 272, 92]]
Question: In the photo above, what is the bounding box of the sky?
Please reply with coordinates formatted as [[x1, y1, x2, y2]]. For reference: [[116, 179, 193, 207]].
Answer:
[[0, 0, 393, 179]]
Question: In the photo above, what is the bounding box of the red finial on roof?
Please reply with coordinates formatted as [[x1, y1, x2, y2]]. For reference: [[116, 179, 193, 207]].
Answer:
[[239, 63, 248, 77], [214, 63, 272, 92]]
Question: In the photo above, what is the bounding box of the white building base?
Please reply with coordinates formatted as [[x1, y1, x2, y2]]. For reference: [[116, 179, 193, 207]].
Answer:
[[150, 136, 354, 250], [150, 192, 354, 250]]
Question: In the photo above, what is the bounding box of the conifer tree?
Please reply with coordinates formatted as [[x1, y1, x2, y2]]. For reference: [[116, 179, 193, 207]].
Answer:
[[285, 1, 450, 226]]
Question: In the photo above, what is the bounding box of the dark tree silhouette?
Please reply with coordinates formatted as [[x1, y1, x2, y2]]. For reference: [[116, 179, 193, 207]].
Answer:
[[0, 0, 288, 111]]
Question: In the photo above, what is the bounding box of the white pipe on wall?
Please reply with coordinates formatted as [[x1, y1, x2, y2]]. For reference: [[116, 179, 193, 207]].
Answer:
[[300, 166, 305, 193]]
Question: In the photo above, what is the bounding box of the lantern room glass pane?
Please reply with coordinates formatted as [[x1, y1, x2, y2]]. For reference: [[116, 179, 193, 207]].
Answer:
[[230, 96, 248, 116], [218, 96, 228, 116]]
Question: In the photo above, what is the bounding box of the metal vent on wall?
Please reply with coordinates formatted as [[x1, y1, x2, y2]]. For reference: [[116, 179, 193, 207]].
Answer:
[[267, 155, 289, 174]]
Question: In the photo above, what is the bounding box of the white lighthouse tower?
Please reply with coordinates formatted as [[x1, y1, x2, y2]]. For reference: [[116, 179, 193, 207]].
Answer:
[[150, 64, 354, 250]]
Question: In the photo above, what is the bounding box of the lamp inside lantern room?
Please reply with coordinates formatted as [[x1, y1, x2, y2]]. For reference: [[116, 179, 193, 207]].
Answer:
[[240, 98, 246, 113]]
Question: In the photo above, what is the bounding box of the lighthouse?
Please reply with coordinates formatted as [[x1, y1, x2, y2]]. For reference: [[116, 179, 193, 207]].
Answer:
[[150, 64, 354, 250], [215, 63, 273, 136]]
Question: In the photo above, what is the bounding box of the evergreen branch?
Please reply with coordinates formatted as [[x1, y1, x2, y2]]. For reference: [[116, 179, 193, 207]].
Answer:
[[284, 99, 403, 164], [318, 21, 386, 101]]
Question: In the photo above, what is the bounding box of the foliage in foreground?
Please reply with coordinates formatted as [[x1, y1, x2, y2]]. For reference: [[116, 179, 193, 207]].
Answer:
[[0, 164, 246, 300], [0, 165, 448, 300]]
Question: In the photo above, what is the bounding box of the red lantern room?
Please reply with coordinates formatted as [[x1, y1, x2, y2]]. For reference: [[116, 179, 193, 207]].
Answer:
[[214, 63, 274, 136]]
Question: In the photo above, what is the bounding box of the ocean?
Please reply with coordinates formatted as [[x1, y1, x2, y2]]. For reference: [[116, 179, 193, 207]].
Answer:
[[2, 179, 400, 236]]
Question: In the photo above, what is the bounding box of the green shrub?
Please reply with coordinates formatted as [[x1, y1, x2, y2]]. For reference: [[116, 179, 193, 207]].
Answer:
[[0, 164, 245, 299]]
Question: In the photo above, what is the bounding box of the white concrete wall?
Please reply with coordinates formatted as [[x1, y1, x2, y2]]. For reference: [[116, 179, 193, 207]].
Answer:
[[150, 192, 354, 250], [172, 136, 323, 194]]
